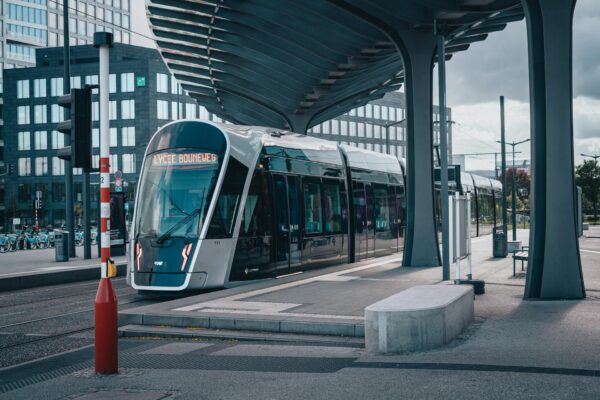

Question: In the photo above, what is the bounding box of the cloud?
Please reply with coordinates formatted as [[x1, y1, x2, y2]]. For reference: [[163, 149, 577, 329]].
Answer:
[[574, 96, 600, 139], [445, 0, 600, 106]]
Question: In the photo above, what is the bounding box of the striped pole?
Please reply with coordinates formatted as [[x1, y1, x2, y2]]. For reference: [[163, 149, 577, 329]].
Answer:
[[99, 39, 110, 279], [94, 32, 117, 375]]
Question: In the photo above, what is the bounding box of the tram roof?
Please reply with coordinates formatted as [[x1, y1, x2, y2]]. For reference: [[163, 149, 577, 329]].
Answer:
[[341, 144, 403, 176], [147, 0, 524, 131]]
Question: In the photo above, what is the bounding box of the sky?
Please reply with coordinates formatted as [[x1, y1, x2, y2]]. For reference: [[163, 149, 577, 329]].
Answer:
[[131, 1, 600, 171]]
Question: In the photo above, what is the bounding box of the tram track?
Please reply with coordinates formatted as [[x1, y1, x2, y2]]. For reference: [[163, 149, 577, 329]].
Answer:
[[0, 278, 165, 368], [0, 278, 129, 309]]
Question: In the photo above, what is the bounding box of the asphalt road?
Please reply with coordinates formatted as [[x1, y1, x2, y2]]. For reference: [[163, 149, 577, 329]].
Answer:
[[0, 277, 164, 368]]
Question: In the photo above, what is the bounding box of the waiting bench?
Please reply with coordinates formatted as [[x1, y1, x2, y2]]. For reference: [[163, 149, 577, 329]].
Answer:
[[512, 246, 529, 277], [364, 285, 474, 354]]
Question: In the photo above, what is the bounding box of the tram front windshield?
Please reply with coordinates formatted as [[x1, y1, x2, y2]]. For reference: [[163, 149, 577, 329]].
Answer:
[[135, 149, 221, 240]]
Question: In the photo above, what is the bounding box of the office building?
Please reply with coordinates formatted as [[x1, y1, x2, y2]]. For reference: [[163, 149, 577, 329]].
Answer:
[[0, 0, 132, 228]]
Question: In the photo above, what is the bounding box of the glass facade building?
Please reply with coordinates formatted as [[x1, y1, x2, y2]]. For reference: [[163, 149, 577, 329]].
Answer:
[[0, 0, 131, 229], [307, 91, 452, 162], [1, 43, 228, 231]]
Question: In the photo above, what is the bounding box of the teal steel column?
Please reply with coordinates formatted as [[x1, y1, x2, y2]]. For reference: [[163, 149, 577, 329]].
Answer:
[[521, 0, 585, 299], [397, 28, 441, 268]]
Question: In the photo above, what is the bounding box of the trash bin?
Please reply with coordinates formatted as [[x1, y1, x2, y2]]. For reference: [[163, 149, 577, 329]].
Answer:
[[493, 225, 507, 258], [54, 229, 69, 262]]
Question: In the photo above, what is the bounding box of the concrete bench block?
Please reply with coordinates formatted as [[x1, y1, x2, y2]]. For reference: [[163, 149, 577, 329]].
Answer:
[[365, 285, 474, 354]]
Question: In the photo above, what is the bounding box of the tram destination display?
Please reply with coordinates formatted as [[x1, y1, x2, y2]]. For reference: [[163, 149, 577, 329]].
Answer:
[[152, 151, 218, 167]]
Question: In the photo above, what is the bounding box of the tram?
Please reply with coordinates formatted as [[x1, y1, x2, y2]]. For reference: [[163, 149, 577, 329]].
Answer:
[[128, 120, 499, 292]]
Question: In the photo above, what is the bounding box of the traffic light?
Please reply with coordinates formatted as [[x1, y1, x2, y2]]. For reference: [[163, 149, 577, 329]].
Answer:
[[57, 88, 92, 171], [8, 163, 13, 175]]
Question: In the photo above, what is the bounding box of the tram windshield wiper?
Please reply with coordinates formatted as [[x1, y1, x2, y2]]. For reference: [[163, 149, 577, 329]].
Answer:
[[156, 207, 203, 244]]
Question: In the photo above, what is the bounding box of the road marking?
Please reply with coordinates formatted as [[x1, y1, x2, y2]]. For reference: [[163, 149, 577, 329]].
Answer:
[[194, 308, 363, 321], [0, 263, 101, 277], [175, 256, 402, 313]]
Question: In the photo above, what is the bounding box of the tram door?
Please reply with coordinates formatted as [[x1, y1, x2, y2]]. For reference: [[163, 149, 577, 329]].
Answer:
[[353, 181, 368, 261], [365, 183, 376, 258], [273, 174, 302, 273]]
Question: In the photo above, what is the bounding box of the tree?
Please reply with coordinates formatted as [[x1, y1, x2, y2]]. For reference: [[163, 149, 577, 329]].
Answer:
[[576, 160, 600, 219], [503, 167, 531, 212]]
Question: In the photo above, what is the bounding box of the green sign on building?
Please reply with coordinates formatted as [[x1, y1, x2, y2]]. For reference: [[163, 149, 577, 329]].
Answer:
[[136, 76, 147, 87]]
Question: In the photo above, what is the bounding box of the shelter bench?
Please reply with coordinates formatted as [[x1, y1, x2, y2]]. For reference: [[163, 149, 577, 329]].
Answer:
[[512, 246, 529, 277]]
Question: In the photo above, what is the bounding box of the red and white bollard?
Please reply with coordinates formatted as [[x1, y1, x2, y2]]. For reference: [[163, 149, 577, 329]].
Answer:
[[94, 32, 117, 374]]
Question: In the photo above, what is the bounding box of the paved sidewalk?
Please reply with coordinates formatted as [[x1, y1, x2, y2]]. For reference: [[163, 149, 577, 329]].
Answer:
[[119, 230, 535, 338], [1, 229, 599, 399], [0, 246, 128, 291]]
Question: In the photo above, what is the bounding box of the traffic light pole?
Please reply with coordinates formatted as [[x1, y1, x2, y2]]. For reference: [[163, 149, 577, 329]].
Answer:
[[94, 32, 117, 375], [63, 0, 75, 257], [83, 170, 91, 259]]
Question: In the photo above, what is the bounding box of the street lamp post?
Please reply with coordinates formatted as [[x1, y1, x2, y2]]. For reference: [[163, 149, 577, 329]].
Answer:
[[497, 138, 530, 241]]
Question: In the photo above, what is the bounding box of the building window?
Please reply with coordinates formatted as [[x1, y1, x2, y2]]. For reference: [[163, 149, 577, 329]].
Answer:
[[50, 77, 63, 96], [70, 76, 81, 89], [35, 157, 48, 176], [34, 105, 47, 124], [51, 131, 65, 149], [121, 99, 135, 119], [109, 74, 117, 93], [33, 104, 48, 124], [51, 104, 64, 123], [92, 128, 99, 148], [170, 77, 181, 94], [109, 101, 117, 120], [171, 102, 180, 120], [349, 122, 357, 137], [156, 73, 168, 93], [33, 78, 46, 97], [120, 73, 134, 92], [18, 106, 30, 125], [374, 125, 381, 139], [122, 127, 135, 146], [92, 102, 99, 121], [122, 154, 136, 173], [199, 106, 209, 120], [17, 80, 29, 99], [186, 103, 196, 119], [157, 100, 168, 119], [110, 154, 118, 173], [18, 158, 31, 176], [34, 131, 47, 150], [331, 120, 339, 135], [85, 75, 99, 94], [110, 127, 118, 147], [52, 157, 65, 175], [18, 131, 31, 151]]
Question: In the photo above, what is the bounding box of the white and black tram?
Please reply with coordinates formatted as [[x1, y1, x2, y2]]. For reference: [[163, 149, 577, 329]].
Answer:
[[128, 120, 499, 292]]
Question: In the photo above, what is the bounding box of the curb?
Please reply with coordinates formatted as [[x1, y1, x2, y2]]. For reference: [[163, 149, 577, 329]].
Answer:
[[0, 263, 127, 292]]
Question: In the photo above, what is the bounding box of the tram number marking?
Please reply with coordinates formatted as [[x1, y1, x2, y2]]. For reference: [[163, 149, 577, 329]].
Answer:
[[213, 240, 221, 245]]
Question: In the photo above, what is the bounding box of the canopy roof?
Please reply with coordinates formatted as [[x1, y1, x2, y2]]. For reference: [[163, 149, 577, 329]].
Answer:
[[146, 0, 523, 131]]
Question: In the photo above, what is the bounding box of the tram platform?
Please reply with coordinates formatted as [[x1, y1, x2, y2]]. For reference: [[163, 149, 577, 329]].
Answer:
[[120, 230, 540, 341]]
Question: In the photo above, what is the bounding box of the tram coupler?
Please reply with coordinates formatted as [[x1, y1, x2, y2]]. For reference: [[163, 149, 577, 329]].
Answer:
[[95, 277, 118, 374]]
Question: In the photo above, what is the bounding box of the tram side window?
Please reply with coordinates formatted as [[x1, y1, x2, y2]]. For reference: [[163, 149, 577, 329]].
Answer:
[[373, 184, 390, 232], [322, 181, 342, 234], [206, 158, 248, 238], [303, 180, 323, 234], [239, 171, 270, 237]]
